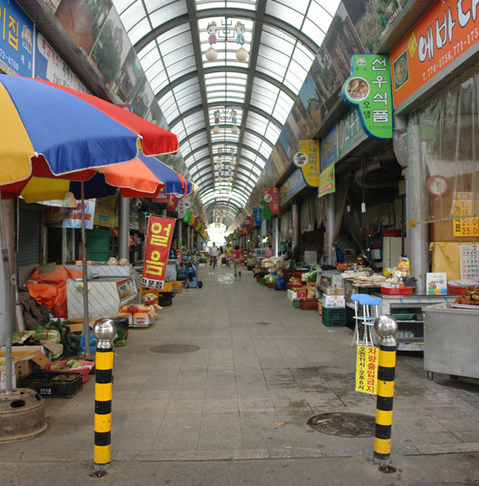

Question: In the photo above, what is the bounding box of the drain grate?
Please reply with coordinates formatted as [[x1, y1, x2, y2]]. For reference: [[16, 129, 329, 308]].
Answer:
[[150, 344, 200, 354], [307, 412, 375, 438], [256, 321, 271, 325]]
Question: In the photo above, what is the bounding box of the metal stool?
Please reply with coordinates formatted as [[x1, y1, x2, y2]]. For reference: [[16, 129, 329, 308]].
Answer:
[[351, 294, 381, 346]]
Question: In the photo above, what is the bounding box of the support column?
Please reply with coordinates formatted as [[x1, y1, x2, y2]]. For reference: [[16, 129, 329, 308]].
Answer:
[[273, 216, 279, 257], [292, 202, 299, 255], [118, 195, 129, 261], [325, 193, 335, 265], [186, 225, 191, 252], [177, 220, 183, 249], [62, 227, 67, 265], [407, 135, 428, 294]]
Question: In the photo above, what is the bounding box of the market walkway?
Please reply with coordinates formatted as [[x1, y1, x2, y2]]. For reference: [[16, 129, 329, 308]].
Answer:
[[2, 264, 479, 468]]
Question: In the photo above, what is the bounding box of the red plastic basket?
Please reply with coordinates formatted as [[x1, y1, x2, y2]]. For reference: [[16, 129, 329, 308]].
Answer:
[[44, 360, 94, 383], [380, 285, 414, 295]]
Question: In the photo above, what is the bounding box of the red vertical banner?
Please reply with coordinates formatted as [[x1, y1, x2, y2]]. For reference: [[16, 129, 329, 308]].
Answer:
[[142, 216, 176, 289], [265, 187, 280, 214]]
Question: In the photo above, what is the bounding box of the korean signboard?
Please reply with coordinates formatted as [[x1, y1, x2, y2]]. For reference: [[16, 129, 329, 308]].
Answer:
[[391, 0, 479, 107], [320, 126, 338, 170], [142, 216, 175, 289], [338, 108, 366, 156], [355, 345, 378, 395], [264, 187, 280, 214], [0, 0, 34, 76], [342, 54, 393, 140], [318, 164, 335, 198], [295, 140, 320, 187], [279, 169, 308, 206]]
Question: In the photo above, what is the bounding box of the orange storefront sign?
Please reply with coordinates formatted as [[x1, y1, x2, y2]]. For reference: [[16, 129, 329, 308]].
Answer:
[[391, 0, 479, 107]]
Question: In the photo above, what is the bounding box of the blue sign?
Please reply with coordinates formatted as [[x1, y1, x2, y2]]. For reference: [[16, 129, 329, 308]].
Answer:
[[320, 126, 338, 170], [279, 169, 308, 205], [0, 0, 33, 76]]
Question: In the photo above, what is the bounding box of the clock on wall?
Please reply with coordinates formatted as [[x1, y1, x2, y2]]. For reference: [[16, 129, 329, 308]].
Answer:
[[427, 175, 448, 196]]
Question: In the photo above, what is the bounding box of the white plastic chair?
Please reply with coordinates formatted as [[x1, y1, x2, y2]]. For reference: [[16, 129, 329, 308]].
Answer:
[[351, 294, 381, 347]]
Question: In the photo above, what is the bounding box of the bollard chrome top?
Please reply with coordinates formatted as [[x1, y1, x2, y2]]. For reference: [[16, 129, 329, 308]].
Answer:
[[93, 318, 117, 348], [374, 315, 398, 346]]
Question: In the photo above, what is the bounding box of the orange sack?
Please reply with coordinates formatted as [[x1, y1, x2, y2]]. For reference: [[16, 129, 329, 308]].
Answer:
[[26, 265, 83, 318]]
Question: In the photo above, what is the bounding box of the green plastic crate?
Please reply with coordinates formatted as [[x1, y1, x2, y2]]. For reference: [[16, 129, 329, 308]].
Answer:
[[322, 307, 346, 326]]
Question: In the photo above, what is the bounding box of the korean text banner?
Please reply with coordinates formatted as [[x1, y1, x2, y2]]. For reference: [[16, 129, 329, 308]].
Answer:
[[390, 0, 479, 107], [142, 216, 175, 289], [265, 187, 280, 214], [295, 140, 320, 187], [342, 54, 393, 140]]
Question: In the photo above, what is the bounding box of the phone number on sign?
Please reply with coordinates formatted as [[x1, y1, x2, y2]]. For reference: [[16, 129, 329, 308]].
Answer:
[[453, 217, 479, 236]]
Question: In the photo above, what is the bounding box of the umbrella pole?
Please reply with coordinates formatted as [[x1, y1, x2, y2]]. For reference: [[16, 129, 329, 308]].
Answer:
[[81, 182, 90, 355], [0, 192, 13, 392]]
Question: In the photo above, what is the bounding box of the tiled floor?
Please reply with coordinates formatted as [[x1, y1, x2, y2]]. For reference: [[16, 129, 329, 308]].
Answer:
[[2, 264, 479, 462]]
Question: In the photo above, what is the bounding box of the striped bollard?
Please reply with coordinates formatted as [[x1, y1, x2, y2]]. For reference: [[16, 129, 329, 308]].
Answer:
[[92, 318, 117, 476], [373, 315, 398, 473]]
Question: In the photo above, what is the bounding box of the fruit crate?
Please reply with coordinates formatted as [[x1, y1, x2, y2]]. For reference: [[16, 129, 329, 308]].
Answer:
[[322, 307, 346, 326], [44, 360, 94, 383], [19, 371, 82, 398]]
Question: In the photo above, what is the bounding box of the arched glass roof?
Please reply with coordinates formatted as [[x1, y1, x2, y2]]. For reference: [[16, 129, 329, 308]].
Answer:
[[111, 0, 341, 226]]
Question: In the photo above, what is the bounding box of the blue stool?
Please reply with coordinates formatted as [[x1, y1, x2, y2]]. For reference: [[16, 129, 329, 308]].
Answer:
[[351, 294, 381, 346]]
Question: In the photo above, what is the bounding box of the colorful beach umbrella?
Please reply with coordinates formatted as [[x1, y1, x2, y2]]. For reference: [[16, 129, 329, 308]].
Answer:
[[0, 74, 179, 379], [0, 74, 178, 187], [3, 152, 195, 203]]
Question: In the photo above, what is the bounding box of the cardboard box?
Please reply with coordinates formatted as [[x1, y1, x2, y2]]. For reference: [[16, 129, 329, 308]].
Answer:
[[0, 347, 50, 386], [322, 295, 346, 308], [287, 289, 297, 301]]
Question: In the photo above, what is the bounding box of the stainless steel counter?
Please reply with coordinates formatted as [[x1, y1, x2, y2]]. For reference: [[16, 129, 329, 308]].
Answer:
[[424, 303, 479, 380]]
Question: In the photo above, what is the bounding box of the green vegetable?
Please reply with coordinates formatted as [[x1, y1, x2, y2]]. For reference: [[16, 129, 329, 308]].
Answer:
[[34, 328, 61, 343], [50, 362, 63, 370], [68, 360, 84, 369]]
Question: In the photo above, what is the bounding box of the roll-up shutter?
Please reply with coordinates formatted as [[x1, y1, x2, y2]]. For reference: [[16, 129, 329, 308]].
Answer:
[[17, 209, 41, 267]]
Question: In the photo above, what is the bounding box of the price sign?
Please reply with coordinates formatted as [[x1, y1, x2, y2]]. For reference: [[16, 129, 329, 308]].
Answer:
[[453, 217, 479, 237]]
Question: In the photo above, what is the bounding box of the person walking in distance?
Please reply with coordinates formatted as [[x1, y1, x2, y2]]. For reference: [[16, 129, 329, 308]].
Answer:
[[209, 242, 218, 269], [232, 245, 243, 277], [225, 243, 233, 267]]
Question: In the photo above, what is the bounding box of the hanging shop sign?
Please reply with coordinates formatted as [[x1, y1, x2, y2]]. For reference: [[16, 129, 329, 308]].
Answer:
[[391, 0, 479, 107], [295, 140, 320, 187], [94, 195, 117, 228], [0, 0, 33, 77], [342, 54, 393, 140], [318, 164, 335, 198], [176, 196, 191, 219], [264, 187, 280, 214], [253, 207, 262, 227], [46, 200, 96, 229], [338, 108, 366, 156], [142, 215, 175, 289], [279, 169, 308, 206], [355, 345, 378, 395], [320, 126, 338, 170]]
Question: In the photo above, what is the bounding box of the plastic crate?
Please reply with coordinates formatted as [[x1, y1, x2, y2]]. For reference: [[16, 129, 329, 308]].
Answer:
[[292, 298, 301, 308], [19, 371, 82, 398], [322, 307, 346, 326], [299, 298, 319, 310]]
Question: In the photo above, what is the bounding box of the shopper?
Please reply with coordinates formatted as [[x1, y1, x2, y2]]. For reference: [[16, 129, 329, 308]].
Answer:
[[232, 245, 243, 277], [266, 244, 273, 258], [209, 242, 218, 268], [225, 243, 233, 267]]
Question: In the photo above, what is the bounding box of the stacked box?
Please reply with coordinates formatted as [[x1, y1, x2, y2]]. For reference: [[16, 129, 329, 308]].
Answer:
[[322, 307, 346, 326], [322, 295, 346, 308]]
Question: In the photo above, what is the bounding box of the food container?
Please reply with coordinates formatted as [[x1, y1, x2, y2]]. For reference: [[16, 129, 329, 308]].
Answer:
[[44, 360, 94, 383], [380, 284, 414, 295]]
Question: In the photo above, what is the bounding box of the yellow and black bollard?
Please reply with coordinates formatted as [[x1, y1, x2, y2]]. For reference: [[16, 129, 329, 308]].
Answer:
[[373, 315, 398, 473], [92, 318, 117, 476]]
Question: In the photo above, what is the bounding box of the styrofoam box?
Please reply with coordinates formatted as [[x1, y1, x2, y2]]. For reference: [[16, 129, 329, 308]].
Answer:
[[287, 289, 297, 301], [322, 295, 346, 308]]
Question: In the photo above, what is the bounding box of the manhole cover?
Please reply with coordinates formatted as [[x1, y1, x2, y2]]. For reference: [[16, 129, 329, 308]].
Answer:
[[256, 321, 271, 325], [150, 344, 200, 354], [307, 412, 375, 438]]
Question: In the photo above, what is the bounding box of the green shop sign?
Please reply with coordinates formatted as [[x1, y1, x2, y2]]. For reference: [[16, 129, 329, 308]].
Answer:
[[342, 54, 393, 140]]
